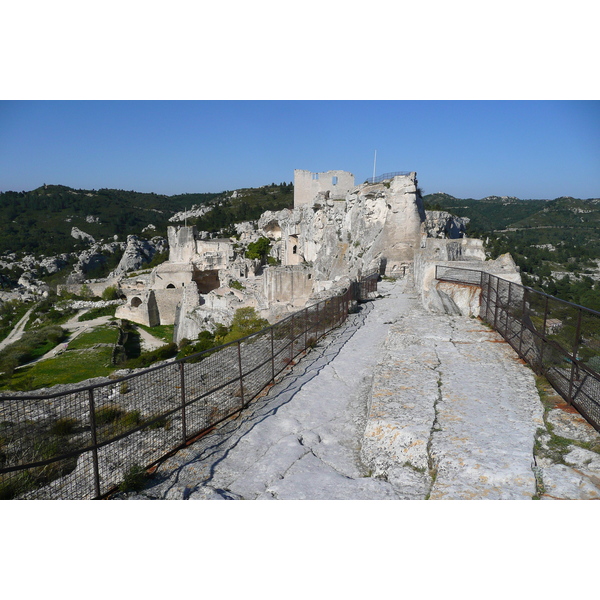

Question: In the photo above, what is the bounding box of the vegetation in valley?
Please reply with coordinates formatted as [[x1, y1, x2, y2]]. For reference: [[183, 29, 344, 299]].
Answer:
[[0, 325, 67, 377], [423, 193, 600, 308], [0, 299, 30, 342], [193, 183, 293, 234], [0, 324, 118, 391], [0, 185, 222, 256]]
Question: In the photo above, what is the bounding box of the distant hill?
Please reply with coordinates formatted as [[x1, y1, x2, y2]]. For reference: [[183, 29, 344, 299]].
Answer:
[[423, 192, 600, 307], [0, 182, 293, 257], [0, 185, 216, 256], [423, 193, 549, 232]]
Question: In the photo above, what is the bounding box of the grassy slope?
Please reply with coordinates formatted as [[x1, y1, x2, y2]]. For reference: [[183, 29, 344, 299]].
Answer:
[[2, 324, 118, 390]]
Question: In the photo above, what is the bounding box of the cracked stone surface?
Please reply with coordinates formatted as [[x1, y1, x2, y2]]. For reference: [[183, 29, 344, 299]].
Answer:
[[532, 380, 600, 500], [361, 281, 546, 499], [124, 285, 401, 500], [116, 278, 600, 500]]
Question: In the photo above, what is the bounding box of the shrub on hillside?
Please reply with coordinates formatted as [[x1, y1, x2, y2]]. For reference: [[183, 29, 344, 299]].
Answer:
[[0, 325, 67, 373], [218, 307, 269, 345], [101, 286, 120, 301], [245, 237, 271, 262], [124, 342, 178, 369]]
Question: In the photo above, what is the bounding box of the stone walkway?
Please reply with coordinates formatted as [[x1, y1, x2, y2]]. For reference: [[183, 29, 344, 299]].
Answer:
[[0, 307, 34, 352], [120, 278, 600, 500]]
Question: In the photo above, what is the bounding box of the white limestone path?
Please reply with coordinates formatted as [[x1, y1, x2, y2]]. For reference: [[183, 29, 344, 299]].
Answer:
[[120, 277, 590, 500], [361, 283, 544, 499], [0, 307, 34, 352]]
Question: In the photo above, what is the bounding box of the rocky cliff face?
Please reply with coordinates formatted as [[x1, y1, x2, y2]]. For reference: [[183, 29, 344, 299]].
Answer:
[[413, 238, 522, 316], [258, 173, 426, 283], [108, 235, 167, 280], [423, 210, 469, 238]]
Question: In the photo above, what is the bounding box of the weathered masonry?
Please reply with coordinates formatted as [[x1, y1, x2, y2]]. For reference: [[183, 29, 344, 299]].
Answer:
[[293, 169, 355, 206]]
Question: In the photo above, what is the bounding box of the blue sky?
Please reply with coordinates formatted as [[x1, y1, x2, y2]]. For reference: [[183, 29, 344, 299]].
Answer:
[[1, 100, 598, 199]]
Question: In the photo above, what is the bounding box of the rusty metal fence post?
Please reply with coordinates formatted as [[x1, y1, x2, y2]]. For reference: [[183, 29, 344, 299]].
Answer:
[[270, 326, 275, 384], [486, 272, 493, 323], [540, 294, 550, 369], [519, 285, 528, 358], [290, 312, 295, 363], [493, 276, 501, 330], [568, 308, 583, 404], [304, 307, 308, 351], [179, 362, 187, 443], [87, 388, 101, 499], [237, 340, 245, 409]]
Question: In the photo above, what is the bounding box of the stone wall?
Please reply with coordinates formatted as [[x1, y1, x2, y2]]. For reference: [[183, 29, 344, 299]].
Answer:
[[150, 262, 195, 289], [167, 226, 233, 267], [263, 265, 315, 307], [293, 169, 355, 206], [115, 290, 160, 327], [58, 279, 120, 298], [153, 288, 186, 324], [413, 238, 522, 316], [260, 172, 425, 282]]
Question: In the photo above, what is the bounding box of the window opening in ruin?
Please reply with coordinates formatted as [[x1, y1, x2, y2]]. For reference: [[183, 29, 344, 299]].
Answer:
[[166, 283, 176, 289], [332, 176, 338, 185], [131, 297, 142, 308], [312, 173, 319, 180], [308, 274, 312, 279], [293, 245, 297, 254]]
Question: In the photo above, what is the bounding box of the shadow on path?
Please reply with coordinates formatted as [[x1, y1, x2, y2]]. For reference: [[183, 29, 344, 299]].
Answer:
[[143, 300, 376, 499]]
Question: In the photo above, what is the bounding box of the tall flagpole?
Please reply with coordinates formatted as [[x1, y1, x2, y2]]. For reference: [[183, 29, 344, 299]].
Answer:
[[372, 150, 377, 182]]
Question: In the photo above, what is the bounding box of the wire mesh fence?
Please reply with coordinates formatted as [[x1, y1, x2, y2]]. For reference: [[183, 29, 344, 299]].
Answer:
[[437, 266, 600, 432], [0, 273, 378, 500], [365, 172, 412, 184]]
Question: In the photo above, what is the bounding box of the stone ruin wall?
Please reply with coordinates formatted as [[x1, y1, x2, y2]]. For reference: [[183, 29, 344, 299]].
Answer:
[[86, 168, 507, 345], [114, 231, 237, 331], [293, 169, 356, 206], [262, 171, 425, 287], [414, 238, 522, 317]]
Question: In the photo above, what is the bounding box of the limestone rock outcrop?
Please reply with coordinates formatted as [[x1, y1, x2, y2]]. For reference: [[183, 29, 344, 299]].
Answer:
[[70, 227, 95, 244], [66, 241, 123, 284], [414, 238, 522, 316], [423, 210, 469, 238], [257, 172, 426, 285], [168, 204, 213, 223], [108, 235, 167, 279]]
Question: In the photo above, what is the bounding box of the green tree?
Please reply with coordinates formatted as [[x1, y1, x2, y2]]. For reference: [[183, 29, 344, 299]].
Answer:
[[245, 237, 271, 262], [218, 307, 270, 345], [101, 285, 120, 301]]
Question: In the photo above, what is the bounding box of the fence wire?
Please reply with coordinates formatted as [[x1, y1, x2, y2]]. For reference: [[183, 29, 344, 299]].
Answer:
[[0, 273, 378, 499], [437, 266, 600, 433]]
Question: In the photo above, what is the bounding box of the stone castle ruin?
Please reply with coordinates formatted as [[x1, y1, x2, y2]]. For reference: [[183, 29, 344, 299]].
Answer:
[[108, 168, 520, 344]]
